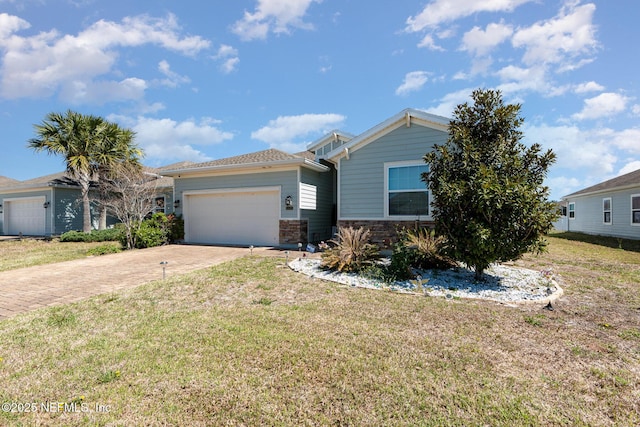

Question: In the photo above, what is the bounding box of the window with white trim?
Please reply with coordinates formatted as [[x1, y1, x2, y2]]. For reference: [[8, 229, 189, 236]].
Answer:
[[603, 198, 611, 224], [386, 162, 430, 216], [568, 202, 575, 219], [632, 195, 640, 225]]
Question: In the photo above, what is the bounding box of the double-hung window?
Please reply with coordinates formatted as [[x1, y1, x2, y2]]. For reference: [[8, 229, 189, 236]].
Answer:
[[603, 198, 612, 224], [386, 162, 430, 217], [632, 195, 640, 225], [568, 202, 575, 219]]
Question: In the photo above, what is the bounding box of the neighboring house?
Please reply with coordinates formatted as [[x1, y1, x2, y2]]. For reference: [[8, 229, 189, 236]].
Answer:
[[0, 166, 179, 236], [558, 168, 640, 239], [164, 108, 450, 247]]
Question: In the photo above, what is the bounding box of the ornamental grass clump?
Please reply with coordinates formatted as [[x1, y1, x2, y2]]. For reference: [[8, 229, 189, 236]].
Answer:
[[387, 227, 456, 281], [321, 227, 380, 273]]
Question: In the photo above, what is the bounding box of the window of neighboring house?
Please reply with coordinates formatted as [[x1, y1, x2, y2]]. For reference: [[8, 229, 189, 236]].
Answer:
[[568, 202, 575, 219], [386, 162, 430, 217], [603, 198, 612, 224], [154, 196, 166, 213], [632, 195, 640, 225]]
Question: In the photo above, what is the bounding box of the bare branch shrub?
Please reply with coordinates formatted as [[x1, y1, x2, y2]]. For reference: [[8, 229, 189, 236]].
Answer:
[[98, 163, 157, 249]]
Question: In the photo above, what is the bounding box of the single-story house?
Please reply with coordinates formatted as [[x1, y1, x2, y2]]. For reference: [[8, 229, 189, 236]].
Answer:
[[164, 108, 450, 247], [557, 168, 640, 239], [0, 165, 178, 236]]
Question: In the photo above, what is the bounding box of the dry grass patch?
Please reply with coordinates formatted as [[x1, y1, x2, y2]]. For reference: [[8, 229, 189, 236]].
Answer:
[[0, 239, 639, 425], [0, 238, 121, 271]]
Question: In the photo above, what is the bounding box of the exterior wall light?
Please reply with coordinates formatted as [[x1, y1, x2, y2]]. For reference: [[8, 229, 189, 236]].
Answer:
[[285, 195, 293, 209], [0, 204, 3, 213], [43, 201, 50, 208], [173, 199, 180, 209]]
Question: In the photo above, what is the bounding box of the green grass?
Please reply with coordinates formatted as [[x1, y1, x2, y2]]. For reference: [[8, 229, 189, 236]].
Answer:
[[0, 238, 121, 271], [0, 236, 639, 425]]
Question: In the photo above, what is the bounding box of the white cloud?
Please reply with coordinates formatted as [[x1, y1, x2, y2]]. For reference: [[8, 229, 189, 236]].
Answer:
[[574, 81, 604, 93], [396, 71, 430, 96], [60, 77, 147, 105], [232, 0, 321, 41], [512, 2, 598, 69], [424, 88, 473, 117], [251, 113, 346, 151], [524, 123, 617, 177], [598, 127, 640, 153], [108, 115, 234, 163], [572, 92, 630, 121], [406, 0, 532, 32], [417, 34, 444, 51], [0, 13, 29, 39], [0, 13, 210, 101], [460, 21, 513, 57], [618, 161, 640, 176], [213, 44, 240, 73], [156, 60, 190, 88]]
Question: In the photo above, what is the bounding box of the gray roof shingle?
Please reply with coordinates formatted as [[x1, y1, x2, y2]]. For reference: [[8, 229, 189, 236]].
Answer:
[[565, 168, 640, 198], [174, 148, 306, 170]]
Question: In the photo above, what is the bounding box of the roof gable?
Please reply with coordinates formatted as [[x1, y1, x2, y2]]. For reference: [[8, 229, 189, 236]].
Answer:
[[307, 130, 355, 152], [325, 108, 450, 161], [564, 168, 640, 199]]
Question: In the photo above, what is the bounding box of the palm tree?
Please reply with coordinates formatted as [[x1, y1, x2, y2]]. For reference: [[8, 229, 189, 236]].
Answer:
[[29, 110, 142, 233]]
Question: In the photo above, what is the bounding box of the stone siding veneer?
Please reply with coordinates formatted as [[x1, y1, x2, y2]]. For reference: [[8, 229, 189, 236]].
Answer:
[[279, 220, 309, 245], [337, 220, 435, 248]]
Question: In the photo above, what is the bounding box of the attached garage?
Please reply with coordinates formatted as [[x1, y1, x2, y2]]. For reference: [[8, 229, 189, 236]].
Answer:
[[184, 188, 280, 246], [4, 197, 46, 236]]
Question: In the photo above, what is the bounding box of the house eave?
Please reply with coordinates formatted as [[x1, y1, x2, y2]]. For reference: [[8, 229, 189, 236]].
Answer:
[[562, 182, 640, 200]]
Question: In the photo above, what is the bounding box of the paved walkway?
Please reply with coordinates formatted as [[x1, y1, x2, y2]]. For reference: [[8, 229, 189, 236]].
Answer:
[[0, 245, 284, 320]]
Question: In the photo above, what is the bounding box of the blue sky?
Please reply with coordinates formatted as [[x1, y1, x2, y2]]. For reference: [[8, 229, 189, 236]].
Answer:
[[0, 0, 638, 200]]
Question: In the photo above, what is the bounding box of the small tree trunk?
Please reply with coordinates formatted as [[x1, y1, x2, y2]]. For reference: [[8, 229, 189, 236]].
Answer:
[[474, 264, 487, 281], [99, 207, 107, 230], [80, 178, 92, 233]]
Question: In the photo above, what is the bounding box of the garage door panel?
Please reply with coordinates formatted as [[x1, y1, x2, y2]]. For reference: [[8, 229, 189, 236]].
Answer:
[[5, 197, 46, 235], [186, 191, 279, 246]]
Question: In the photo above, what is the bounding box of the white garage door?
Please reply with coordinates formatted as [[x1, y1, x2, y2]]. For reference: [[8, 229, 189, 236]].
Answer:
[[5, 197, 46, 235], [185, 189, 280, 246]]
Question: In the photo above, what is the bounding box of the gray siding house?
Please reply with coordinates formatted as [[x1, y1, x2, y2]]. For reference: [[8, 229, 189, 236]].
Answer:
[[163, 149, 334, 247], [3, 109, 449, 246], [309, 108, 449, 245], [0, 167, 176, 237], [558, 168, 640, 240], [165, 108, 449, 248]]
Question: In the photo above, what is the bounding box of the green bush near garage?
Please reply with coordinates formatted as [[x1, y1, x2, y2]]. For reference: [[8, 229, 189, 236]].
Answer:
[[59, 228, 122, 243]]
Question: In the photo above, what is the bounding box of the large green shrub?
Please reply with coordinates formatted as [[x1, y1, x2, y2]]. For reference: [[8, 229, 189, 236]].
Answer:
[[321, 227, 380, 273], [118, 213, 184, 249], [424, 89, 557, 280]]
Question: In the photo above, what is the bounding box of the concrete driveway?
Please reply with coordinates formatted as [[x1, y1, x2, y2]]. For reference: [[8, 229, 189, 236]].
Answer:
[[0, 244, 280, 320]]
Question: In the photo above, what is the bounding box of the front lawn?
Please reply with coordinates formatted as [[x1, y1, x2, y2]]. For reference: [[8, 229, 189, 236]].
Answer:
[[0, 238, 121, 272], [0, 236, 639, 425]]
